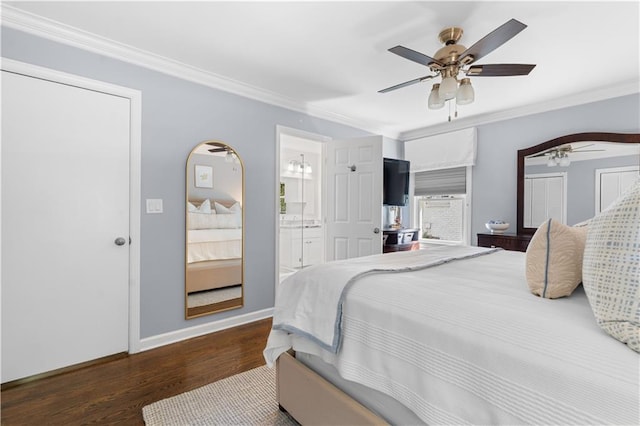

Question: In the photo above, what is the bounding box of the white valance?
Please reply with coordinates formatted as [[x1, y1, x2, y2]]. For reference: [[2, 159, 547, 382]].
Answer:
[[404, 128, 477, 172]]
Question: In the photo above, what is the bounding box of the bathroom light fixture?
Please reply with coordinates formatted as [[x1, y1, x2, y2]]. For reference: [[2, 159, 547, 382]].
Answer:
[[287, 159, 312, 174]]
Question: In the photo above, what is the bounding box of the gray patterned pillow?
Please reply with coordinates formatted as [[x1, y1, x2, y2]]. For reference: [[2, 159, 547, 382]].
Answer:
[[582, 180, 640, 352]]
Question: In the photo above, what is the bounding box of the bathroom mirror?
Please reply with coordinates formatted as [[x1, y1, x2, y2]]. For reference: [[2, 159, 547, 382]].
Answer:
[[185, 140, 244, 319], [517, 132, 640, 235]]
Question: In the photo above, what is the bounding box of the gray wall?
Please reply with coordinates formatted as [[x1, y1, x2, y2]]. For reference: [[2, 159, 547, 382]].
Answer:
[[1, 27, 374, 338], [471, 94, 640, 242]]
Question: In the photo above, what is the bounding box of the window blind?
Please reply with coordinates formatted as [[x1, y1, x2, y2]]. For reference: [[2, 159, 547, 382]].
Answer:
[[414, 166, 467, 196], [404, 128, 476, 172]]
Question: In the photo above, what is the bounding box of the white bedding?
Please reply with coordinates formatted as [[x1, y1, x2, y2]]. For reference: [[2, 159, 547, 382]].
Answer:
[[187, 228, 241, 263], [265, 248, 639, 425], [267, 245, 496, 355]]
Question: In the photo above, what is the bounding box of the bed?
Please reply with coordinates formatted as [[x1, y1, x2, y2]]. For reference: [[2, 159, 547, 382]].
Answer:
[[186, 198, 242, 293], [264, 182, 640, 425]]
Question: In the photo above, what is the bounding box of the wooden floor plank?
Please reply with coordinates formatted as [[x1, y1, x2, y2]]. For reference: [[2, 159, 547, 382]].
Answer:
[[1, 318, 272, 425]]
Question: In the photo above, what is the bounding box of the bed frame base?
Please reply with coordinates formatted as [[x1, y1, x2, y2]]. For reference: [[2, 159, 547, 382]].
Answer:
[[276, 351, 388, 425]]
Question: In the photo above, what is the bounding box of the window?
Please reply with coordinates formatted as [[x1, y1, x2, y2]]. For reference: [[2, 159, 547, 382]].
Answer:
[[413, 167, 470, 245]]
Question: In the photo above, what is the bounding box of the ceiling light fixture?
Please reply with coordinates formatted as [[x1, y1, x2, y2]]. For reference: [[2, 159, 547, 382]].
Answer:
[[380, 19, 536, 122], [546, 150, 571, 167]]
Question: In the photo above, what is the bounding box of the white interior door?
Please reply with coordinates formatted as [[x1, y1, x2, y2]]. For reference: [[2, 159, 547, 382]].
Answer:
[[1, 70, 131, 382], [596, 166, 639, 213], [326, 136, 383, 261], [524, 173, 566, 227]]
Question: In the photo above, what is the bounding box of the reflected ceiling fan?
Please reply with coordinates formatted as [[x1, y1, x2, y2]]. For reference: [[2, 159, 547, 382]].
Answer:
[[529, 144, 605, 167], [380, 18, 536, 118], [206, 141, 238, 163]]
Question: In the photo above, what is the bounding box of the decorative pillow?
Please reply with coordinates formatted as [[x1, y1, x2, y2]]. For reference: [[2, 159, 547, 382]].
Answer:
[[525, 218, 588, 298], [582, 180, 640, 352], [215, 201, 242, 227], [189, 199, 211, 214]]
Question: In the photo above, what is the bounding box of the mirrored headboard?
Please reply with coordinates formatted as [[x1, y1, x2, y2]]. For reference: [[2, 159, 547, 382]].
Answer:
[[517, 132, 640, 235]]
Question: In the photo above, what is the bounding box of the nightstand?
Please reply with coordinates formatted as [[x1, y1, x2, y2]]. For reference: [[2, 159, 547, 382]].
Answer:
[[477, 233, 532, 252]]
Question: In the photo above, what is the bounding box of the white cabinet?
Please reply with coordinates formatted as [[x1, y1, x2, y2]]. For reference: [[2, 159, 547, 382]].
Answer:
[[280, 226, 324, 269]]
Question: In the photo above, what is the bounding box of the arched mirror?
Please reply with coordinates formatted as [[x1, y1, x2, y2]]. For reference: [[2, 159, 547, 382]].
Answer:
[[185, 140, 244, 319], [517, 132, 640, 236]]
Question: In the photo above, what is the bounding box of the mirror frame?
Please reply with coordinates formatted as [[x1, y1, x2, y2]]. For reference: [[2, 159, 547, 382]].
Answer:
[[517, 132, 640, 236], [185, 140, 245, 319]]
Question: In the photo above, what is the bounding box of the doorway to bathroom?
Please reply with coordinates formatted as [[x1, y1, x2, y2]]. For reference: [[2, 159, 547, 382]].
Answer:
[[277, 127, 328, 283]]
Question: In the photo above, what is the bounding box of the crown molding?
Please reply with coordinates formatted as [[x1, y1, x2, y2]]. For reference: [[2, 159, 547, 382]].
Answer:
[[399, 81, 640, 141], [0, 5, 395, 138]]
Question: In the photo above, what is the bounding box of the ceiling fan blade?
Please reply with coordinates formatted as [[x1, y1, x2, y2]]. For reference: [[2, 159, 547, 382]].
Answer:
[[466, 64, 536, 76], [571, 143, 595, 151], [529, 151, 551, 158], [388, 45, 443, 67], [379, 75, 435, 93], [459, 18, 527, 64]]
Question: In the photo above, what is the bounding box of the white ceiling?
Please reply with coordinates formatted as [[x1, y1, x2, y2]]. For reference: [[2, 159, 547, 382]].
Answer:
[[4, 1, 639, 140]]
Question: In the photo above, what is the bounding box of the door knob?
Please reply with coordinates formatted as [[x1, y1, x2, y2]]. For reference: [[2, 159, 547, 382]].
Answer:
[[373, 227, 380, 234], [114, 237, 127, 246]]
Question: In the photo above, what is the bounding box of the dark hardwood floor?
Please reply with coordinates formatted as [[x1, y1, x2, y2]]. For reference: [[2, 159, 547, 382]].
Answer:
[[1, 318, 272, 425]]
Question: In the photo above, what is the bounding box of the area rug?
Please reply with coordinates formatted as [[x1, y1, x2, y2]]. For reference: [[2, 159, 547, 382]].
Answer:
[[142, 365, 298, 425]]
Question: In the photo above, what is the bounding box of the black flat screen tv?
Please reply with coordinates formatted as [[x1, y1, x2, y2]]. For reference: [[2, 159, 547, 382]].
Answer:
[[383, 158, 410, 206]]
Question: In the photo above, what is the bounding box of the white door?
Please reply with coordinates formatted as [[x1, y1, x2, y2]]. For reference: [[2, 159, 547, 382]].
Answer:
[[596, 166, 639, 213], [1, 70, 131, 382], [326, 136, 383, 261], [524, 173, 566, 227]]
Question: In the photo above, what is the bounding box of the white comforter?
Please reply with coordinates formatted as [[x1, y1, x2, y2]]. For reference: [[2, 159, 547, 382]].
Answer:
[[264, 248, 639, 425], [266, 245, 495, 357]]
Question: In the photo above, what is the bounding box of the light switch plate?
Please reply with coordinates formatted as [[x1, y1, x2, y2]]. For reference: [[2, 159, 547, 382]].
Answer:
[[146, 198, 163, 214]]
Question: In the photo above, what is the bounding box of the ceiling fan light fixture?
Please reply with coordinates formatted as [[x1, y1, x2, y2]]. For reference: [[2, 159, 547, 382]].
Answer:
[[428, 83, 445, 109], [440, 74, 458, 100], [558, 152, 571, 167], [456, 78, 474, 105]]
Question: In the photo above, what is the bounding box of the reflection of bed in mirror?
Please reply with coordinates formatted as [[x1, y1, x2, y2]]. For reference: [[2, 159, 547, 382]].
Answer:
[[185, 140, 244, 318], [186, 198, 242, 294]]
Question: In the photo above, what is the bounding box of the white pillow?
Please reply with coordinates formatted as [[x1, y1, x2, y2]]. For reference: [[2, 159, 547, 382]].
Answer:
[[582, 180, 640, 352], [215, 201, 242, 227], [525, 218, 588, 299], [190, 199, 211, 214]]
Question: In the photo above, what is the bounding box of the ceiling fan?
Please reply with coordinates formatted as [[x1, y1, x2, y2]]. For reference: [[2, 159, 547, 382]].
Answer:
[[380, 18, 536, 117], [529, 144, 605, 167], [206, 142, 238, 163]]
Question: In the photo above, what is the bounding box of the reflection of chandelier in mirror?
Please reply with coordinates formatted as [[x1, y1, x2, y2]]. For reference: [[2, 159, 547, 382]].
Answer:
[[546, 150, 571, 167], [287, 159, 312, 174], [224, 150, 240, 164]]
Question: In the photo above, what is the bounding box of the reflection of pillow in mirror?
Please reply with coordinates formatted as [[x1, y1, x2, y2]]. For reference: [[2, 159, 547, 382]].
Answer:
[[188, 202, 197, 212], [214, 201, 233, 214], [525, 218, 588, 299], [216, 202, 242, 227], [190, 199, 211, 214], [188, 212, 238, 229]]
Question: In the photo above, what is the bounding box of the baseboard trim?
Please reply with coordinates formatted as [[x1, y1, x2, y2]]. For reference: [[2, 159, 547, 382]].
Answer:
[[139, 308, 273, 352]]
